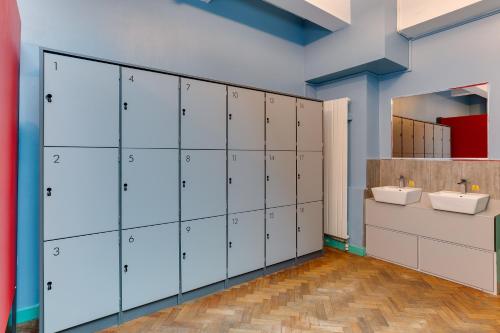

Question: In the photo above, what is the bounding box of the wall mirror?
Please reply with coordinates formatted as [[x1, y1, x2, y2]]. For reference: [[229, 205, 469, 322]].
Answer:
[[391, 83, 488, 159]]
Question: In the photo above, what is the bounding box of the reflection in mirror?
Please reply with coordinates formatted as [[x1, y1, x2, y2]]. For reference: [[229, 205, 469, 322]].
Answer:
[[392, 83, 488, 159]]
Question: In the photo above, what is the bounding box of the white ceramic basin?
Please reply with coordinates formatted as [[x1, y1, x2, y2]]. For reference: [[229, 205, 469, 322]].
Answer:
[[428, 191, 490, 215], [372, 186, 422, 205]]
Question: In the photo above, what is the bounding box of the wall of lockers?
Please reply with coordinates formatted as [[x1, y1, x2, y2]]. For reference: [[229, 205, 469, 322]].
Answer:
[[41, 51, 324, 333]]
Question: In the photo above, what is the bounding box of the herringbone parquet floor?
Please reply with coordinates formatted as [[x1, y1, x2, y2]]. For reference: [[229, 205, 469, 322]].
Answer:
[[101, 248, 500, 333], [17, 248, 500, 333]]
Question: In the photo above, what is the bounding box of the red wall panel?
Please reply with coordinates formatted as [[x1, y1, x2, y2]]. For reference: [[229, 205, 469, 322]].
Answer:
[[438, 114, 488, 158], [0, 0, 20, 330]]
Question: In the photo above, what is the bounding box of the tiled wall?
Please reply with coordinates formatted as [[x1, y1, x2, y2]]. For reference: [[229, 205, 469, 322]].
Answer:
[[366, 159, 500, 199]]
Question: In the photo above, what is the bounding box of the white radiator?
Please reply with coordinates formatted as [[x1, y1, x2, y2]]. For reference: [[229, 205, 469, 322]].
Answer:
[[323, 98, 349, 240]]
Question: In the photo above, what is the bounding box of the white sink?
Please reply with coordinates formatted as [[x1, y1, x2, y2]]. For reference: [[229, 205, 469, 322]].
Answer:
[[428, 191, 490, 215], [372, 186, 422, 205]]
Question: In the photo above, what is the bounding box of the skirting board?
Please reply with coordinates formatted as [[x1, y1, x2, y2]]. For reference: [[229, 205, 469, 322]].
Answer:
[[324, 236, 366, 256]]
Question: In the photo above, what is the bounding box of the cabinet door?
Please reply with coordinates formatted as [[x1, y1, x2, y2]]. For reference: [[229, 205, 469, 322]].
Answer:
[[424, 123, 434, 158], [181, 216, 226, 292], [43, 147, 118, 240], [122, 68, 179, 148], [181, 150, 226, 221], [121, 223, 179, 310], [43, 232, 119, 333], [297, 99, 322, 151], [392, 117, 402, 157], [180, 78, 226, 149], [402, 118, 414, 158], [43, 53, 119, 147], [433, 125, 443, 158], [228, 87, 265, 150], [297, 202, 323, 256], [122, 149, 178, 229], [266, 93, 296, 150], [228, 210, 265, 278], [297, 152, 322, 204], [228, 151, 264, 214], [413, 121, 425, 158], [442, 126, 451, 158], [266, 205, 296, 266], [266, 151, 296, 208]]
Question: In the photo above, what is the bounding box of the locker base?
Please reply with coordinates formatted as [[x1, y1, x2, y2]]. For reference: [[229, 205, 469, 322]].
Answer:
[[265, 258, 296, 275], [54, 313, 118, 333], [227, 268, 265, 288], [121, 295, 178, 323], [296, 250, 324, 264], [180, 280, 225, 303]]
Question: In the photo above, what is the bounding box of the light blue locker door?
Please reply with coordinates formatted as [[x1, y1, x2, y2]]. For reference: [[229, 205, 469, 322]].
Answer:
[[297, 152, 323, 204], [266, 93, 296, 151], [297, 99, 323, 152], [180, 78, 226, 149], [181, 216, 226, 292], [43, 53, 119, 147], [43, 232, 119, 333], [228, 210, 265, 278], [228, 151, 265, 214], [121, 223, 179, 310], [266, 205, 296, 266], [43, 147, 118, 240], [228, 86, 265, 150], [181, 150, 226, 221], [297, 201, 323, 256], [122, 149, 179, 229], [122, 68, 179, 148], [266, 151, 296, 208]]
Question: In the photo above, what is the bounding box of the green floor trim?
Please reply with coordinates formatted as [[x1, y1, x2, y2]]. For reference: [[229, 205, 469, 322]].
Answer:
[[324, 237, 366, 256], [16, 304, 39, 324]]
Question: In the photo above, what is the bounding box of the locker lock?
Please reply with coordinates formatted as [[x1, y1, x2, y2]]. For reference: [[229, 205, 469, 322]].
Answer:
[[182, 108, 186, 116], [297, 174, 301, 180], [182, 180, 186, 188], [123, 102, 128, 110], [182, 252, 186, 260], [297, 121, 301, 127], [123, 183, 128, 191], [228, 178, 232, 184], [228, 114, 232, 120], [266, 117, 270, 124], [47, 281, 53, 291], [266, 233, 270, 240], [45, 94, 53, 103], [229, 241, 232, 248], [124, 265, 128, 273], [298, 227, 301, 232], [46, 187, 52, 197], [266, 176, 270, 181]]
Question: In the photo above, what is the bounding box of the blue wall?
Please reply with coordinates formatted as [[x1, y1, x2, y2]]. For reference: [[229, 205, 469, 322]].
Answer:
[[379, 12, 500, 159], [16, 0, 312, 316]]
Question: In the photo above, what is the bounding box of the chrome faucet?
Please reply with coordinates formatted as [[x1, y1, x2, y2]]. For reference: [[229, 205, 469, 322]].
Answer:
[[457, 179, 468, 194], [399, 175, 406, 188]]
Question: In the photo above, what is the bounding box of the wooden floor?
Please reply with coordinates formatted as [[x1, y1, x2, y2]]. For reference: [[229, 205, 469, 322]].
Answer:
[[18, 248, 500, 332]]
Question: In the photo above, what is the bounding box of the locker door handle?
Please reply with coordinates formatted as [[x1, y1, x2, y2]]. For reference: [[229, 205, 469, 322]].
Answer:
[[182, 180, 186, 188], [297, 121, 300, 127], [228, 114, 232, 120], [229, 178, 232, 184], [297, 174, 301, 180], [182, 108, 186, 116], [124, 265, 128, 273], [266, 117, 270, 124], [266, 176, 269, 181], [229, 241, 232, 248], [266, 233, 270, 240], [46, 187, 52, 197], [45, 94, 53, 103], [182, 252, 186, 260], [123, 183, 128, 191], [297, 227, 301, 232], [123, 102, 128, 110], [47, 281, 52, 291]]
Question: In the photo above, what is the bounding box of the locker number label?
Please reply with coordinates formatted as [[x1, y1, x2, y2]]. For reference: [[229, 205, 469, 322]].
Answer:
[[269, 97, 275, 104], [300, 207, 305, 213], [185, 155, 191, 163], [53, 247, 60, 256], [129, 75, 134, 82], [299, 154, 304, 160], [299, 102, 304, 109], [128, 155, 134, 163], [185, 83, 191, 90], [53, 154, 60, 164], [53, 61, 58, 71], [232, 217, 239, 224], [232, 91, 238, 99], [269, 155, 275, 161], [231, 154, 237, 161], [186, 226, 191, 232], [128, 236, 135, 243], [269, 212, 275, 219]]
